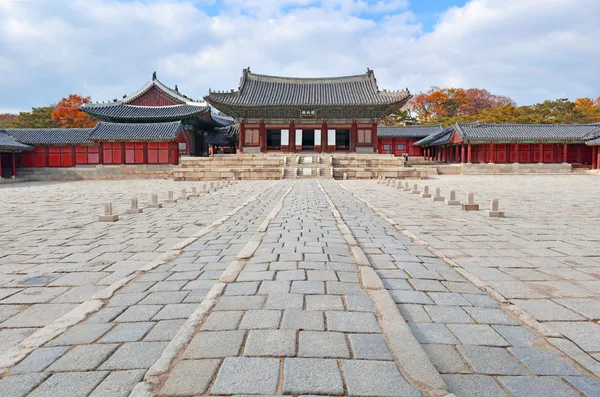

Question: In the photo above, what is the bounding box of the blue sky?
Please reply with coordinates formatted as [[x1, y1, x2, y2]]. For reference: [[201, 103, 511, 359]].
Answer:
[[0, 0, 599, 113]]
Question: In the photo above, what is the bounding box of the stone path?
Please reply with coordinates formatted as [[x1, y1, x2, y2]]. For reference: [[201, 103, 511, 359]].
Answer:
[[341, 176, 600, 379], [0, 179, 599, 397]]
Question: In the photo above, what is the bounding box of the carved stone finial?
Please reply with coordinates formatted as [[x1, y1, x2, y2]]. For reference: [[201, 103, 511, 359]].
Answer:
[[152, 71, 157, 81], [175, 84, 178, 92]]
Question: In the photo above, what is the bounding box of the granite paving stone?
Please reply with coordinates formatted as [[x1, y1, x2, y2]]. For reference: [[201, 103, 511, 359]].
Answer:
[[88, 369, 145, 397], [442, 374, 509, 397], [159, 359, 220, 396], [99, 342, 168, 370], [498, 376, 582, 397], [10, 346, 70, 374], [211, 357, 280, 395], [458, 345, 528, 375], [244, 329, 296, 357], [47, 344, 118, 372], [298, 331, 350, 358], [0, 373, 48, 397], [348, 334, 394, 360], [283, 358, 344, 395], [28, 372, 109, 397], [342, 360, 421, 397], [183, 330, 245, 358]]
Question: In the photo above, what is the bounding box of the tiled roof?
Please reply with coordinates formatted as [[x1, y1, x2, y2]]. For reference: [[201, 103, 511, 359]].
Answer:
[[0, 131, 32, 151], [414, 127, 453, 146], [586, 137, 600, 146], [4, 128, 93, 145], [81, 103, 210, 122], [90, 121, 183, 142], [456, 123, 600, 143], [378, 125, 443, 138], [123, 73, 193, 105], [206, 131, 230, 145], [205, 68, 411, 108]]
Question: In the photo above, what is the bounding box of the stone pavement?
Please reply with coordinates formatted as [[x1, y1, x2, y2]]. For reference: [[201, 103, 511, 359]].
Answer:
[[341, 176, 600, 375], [0, 178, 599, 397]]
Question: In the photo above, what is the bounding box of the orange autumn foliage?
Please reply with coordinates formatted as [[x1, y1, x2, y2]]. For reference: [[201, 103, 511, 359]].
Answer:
[[51, 94, 97, 128]]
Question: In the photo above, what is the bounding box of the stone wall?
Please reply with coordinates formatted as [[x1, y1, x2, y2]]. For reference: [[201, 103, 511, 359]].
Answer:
[[16, 165, 175, 181], [460, 163, 572, 174]]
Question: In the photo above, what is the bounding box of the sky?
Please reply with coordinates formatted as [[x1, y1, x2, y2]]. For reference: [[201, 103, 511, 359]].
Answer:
[[1, 0, 599, 114]]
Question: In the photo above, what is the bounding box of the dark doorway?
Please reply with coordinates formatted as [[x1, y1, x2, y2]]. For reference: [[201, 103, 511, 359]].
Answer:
[[302, 130, 315, 151], [336, 130, 350, 150], [267, 130, 281, 151]]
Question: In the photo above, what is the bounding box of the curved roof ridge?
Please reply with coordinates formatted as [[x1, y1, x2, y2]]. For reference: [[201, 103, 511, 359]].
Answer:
[[245, 71, 374, 84]]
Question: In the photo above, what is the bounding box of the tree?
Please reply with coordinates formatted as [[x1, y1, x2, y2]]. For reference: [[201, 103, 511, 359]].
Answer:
[[380, 109, 417, 126], [0, 113, 17, 128], [52, 94, 97, 128], [6, 107, 60, 128]]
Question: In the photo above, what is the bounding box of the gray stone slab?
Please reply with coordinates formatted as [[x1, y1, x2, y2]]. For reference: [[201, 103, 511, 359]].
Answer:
[[99, 322, 154, 343], [47, 344, 118, 371], [88, 369, 145, 397], [326, 311, 380, 333], [28, 372, 108, 397], [348, 334, 394, 360], [382, 278, 412, 290], [211, 357, 280, 395], [86, 307, 127, 324], [563, 376, 600, 397], [409, 323, 459, 344], [424, 305, 474, 324], [546, 322, 600, 352], [107, 292, 148, 307], [305, 295, 344, 311], [10, 346, 70, 374], [224, 282, 260, 296], [201, 311, 244, 331], [499, 376, 581, 397], [508, 347, 581, 375], [298, 331, 349, 358], [447, 324, 509, 346], [344, 295, 375, 312], [283, 358, 344, 395], [463, 307, 519, 325], [422, 344, 471, 374], [389, 290, 433, 304], [244, 329, 296, 357], [491, 325, 537, 347], [99, 342, 168, 370], [214, 296, 266, 311], [144, 319, 186, 341], [292, 281, 325, 294], [258, 280, 291, 294], [113, 305, 162, 322], [512, 299, 585, 321], [0, 303, 77, 328], [342, 360, 420, 397], [556, 298, 600, 320], [428, 292, 472, 306], [239, 310, 281, 329], [1, 287, 69, 304], [152, 303, 197, 320], [462, 293, 499, 308], [183, 330, 245, 358], [0, 373, 48, 397], [281, 310, 325, 331], [46, 323, 113, 346], [396, 304, 432, 323], [442, 374, 509, 397], [265, 293, 304, 310], [160, 359, 220, 396], [137, 291, 188, 305], [458, 345, 527, 375], [326, 281, 364, 295]]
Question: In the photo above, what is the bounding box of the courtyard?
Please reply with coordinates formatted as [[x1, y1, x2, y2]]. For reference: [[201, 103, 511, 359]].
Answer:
[[0, 176, 599, 397]]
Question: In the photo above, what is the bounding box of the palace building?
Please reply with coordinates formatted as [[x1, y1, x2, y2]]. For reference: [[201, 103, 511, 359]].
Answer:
[[204, 68, 411, 153]]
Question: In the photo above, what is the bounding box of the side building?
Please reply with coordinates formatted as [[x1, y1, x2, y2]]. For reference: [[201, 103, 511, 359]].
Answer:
[[205, 68, 411, 154], [377, 125, 443, 157]]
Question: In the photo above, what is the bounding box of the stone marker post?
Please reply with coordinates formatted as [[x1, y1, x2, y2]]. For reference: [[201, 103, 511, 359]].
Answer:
[[180, 188, 189, 200], [403, 181, 411, 191], [432, 188, 445, 202], [126, 197, 143, 214], [487, 199, 505, 217], [462, 192, 479, 211], [343, 172, 348, 180], [421, 185, 432, 198], [98, 202, 119, 222], [148, 194, 162, 209], [190, 186, 199, 198], [202, 185, 207, 193], [446, 190, 460, 206], [410, 184, 420, 194], [209, 182, 214, 192], [165, 190, 177, 203]]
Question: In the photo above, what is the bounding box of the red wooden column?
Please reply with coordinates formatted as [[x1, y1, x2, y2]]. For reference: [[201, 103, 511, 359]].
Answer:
[[259, 120, 266, 153], [11, 153, 16, 178], [591, 146, 597, 169], [371, 122, 378, 153], [350, 120, 358, 152], [289, 120, 296, 153], [562, 141, 567, 163], [514, 142, 519, 163], [239, 121, 245, 153], [461, 144, 465, 163], [538, 141, 543, 163], [597, 146, 600, 169], [321, 121, 328, 153], [467, 141, 472, 163], [455, 145, 460, 164], [490, 141, 495, 163]]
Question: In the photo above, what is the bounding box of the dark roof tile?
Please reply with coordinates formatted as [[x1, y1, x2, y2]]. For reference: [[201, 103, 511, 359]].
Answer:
[[0, 131, 32, 151], [456, 123, 600, 143], [4, 128, 93, 145], [378, 125, 443, 138], [81, 103, 210, 122], [90, 121, 183, 142]]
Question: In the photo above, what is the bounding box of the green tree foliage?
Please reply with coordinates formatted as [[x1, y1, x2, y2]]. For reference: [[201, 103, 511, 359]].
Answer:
[[3, 107, 60, 128]]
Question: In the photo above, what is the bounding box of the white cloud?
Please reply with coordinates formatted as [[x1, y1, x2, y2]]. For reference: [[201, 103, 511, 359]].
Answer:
[[0, 0, 599, 112]]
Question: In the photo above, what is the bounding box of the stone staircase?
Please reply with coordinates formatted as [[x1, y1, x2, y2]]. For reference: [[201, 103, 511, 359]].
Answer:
[[173, 155, 285, 181], [282, 155, 333, 179], [331, 154, 427, 180]]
